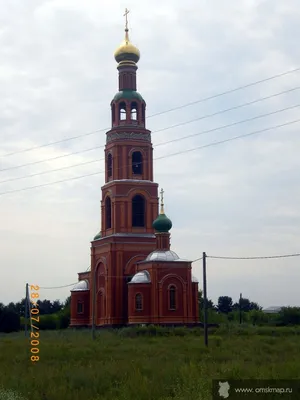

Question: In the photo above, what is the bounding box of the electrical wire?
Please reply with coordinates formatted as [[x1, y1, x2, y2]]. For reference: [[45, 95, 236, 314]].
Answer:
[[38, 282, 79, 290], [207, 253, 300, 260], [1, 117, 299, 196], [31, 253, 300, 291], [31, 257, 203, 290], [1, 66, 300, 159], [1, 98, 299, 180]]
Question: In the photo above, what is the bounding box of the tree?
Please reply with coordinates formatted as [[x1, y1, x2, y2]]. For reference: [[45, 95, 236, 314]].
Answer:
[[37, 300, 52, 315], [198, 291, 215, 309], [0, 308, 20, 333], [217, 296, 233, 314], [233, 298, 261, 312], [64, 296, 71, 308], [51, 300, 63, 314], [5, 299, 27, 317]]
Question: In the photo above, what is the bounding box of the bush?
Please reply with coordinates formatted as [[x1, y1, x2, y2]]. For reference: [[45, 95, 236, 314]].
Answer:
[[278, 307, 300, 326], [0, 309, 20, 333], [117, 325, 203, 338], [56, 306, 70, 329], [249, 310, 270, 325], [39, 314, 57, 330], [0, 388, 27, 400]]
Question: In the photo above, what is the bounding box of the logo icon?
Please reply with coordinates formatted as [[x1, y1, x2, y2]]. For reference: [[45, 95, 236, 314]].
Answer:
[[218, 381, 230, 398]]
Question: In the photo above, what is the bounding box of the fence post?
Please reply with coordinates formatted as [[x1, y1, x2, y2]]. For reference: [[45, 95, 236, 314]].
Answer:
[[203, 252, 208, 347], [25, 283, 29, 337]]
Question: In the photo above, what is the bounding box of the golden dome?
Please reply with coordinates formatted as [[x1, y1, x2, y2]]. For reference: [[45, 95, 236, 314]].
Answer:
[[114, 29, 140, 64]]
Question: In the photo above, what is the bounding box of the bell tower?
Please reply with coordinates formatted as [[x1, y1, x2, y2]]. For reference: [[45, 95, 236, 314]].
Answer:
[[100, 8, 158, 236], [90, 9, 159, 327]]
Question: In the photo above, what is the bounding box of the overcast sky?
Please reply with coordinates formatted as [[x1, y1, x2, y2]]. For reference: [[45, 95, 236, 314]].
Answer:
[[0, 0, 299, 308]]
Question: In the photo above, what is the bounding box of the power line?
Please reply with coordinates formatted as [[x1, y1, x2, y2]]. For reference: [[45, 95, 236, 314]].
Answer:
[[0, 145, 103, 173], [32, 253, 300, 290], [0, 158, 103, 184], [155, 118, 300, 161], [35, 257, 203, 290], [151, 67, 300, 117], [38, 282, 79, 290], [38, 266, 91, 289], [0, 117, 299, 196], [1, 93, 299, 177], [192, 257, 203, 263], [155, 103, 300, 147], [1, 67, 300, 159], [207, 253, 300, 260]]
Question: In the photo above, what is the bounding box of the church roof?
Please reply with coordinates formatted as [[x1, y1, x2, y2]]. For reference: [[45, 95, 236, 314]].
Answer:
[[71, 280, 89, 291], [113, 90, 144, 102], [145, 250, 184, 262], [130, 270, 151, 284]]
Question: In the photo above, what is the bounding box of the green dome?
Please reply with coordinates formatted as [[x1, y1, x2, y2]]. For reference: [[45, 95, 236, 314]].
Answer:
[[113, 90, 144, 102], [93, 232, 102, 240], [152, 213, 172, 233]]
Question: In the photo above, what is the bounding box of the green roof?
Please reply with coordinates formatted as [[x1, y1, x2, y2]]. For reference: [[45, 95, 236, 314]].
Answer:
[[93, 232, 102, 241], [152, 213, 172, 233], [113, 90, 144, 102]]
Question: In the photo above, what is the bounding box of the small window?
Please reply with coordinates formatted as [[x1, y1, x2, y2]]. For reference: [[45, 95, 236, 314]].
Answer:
[[169, 286, 176, 310], [132, 151, 143, 175], [105, 197, 112, 229], [77, 301, 84, 314], [141, 104, 145, 122], [135, 293, 143, 311], [131, 102, 138, 120], [132, 195, 145, 227], [112, 104, 116, 125], [119, 102, 126, 120], [107, 153, 112, 177]]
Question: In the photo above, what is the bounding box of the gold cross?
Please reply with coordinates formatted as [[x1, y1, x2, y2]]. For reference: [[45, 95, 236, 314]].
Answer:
[[124, 8, 130, 31], [160, 188, 164, 205]]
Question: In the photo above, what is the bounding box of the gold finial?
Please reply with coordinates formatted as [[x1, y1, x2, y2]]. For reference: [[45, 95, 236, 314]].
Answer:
[[160, 188, 165, 214], [114, 8, 140, 64]]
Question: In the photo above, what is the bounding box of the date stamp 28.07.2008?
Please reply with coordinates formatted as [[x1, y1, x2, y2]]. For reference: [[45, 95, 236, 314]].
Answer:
[[29, 284, 40, 362]]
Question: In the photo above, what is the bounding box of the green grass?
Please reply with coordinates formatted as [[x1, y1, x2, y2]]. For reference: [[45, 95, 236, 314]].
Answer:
[[1, 325, 300, 400]]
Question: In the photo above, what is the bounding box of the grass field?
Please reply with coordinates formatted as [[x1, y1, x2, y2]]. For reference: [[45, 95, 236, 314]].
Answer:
[[1, 325, 300, 400]]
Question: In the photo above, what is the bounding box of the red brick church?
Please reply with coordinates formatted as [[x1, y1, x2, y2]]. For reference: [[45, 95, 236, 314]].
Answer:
[[70, 11, 199, 328]]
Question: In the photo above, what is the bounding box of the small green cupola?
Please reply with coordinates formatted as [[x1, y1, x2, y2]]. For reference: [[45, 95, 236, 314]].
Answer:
[[152, 188, 172, 233], [93, 232, 102, 241]]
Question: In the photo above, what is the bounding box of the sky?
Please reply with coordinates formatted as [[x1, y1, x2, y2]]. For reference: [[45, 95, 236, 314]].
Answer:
[[0, 0, 299, 308]]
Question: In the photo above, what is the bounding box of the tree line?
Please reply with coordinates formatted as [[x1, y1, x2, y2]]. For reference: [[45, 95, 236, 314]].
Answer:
[[198, 292, 261, 313], [1, 293, 299, 333], [0, 297, 71, 333]]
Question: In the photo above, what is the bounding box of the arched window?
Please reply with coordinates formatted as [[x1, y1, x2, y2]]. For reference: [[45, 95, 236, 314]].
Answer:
[[105, 197, 112, 229], [77, 301, 84, 314], [131, 102, 138, 120], [132, 151, 143, 175], [107, 153, 112, 178], [141, 103, 145, 123], [119, 102, 126, 120], [112, 103, 116, 125], [135, 293, 143, 310], [132, 195, 145, 227], [169, 285, 176, 310]]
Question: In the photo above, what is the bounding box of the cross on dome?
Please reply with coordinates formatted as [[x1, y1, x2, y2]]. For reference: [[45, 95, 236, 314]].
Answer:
[[124, 8, 130, 31]]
